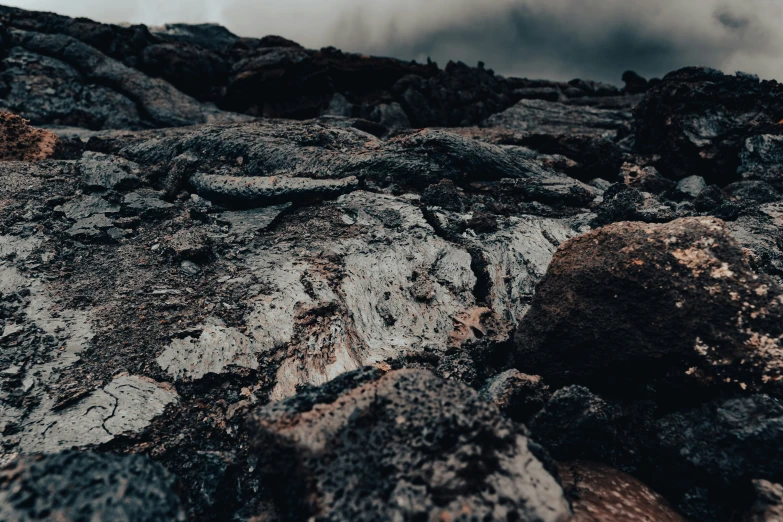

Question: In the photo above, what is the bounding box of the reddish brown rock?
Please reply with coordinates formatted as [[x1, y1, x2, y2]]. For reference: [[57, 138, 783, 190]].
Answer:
[[514, 217, 783, 395], [559, 461, 686, 522], [0, 112, 60, 161]]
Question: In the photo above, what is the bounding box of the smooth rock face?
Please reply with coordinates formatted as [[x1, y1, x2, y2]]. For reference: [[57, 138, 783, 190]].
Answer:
[[247, 368, 571, 522], [0, 451, 185, 522], [559, 461, 686, 522], [676, 175, 708, 199], [514, 217, 783, 393]]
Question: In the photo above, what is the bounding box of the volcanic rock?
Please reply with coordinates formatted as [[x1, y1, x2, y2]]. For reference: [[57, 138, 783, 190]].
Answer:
[[0, 451, 185, 522], [247, 368, 571, 522], [558, 461, 686, 522], [479, 370, 551, 423], [634, 67, 783, 184], [514, 217, 783, 394], [0, 112, 60, 161]]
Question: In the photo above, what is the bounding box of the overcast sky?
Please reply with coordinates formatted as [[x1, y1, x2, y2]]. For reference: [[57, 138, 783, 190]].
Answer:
[[4, 0, 783, 83]]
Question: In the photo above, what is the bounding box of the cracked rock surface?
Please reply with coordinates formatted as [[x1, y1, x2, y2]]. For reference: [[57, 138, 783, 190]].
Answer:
[[1, 5, 783, 522]]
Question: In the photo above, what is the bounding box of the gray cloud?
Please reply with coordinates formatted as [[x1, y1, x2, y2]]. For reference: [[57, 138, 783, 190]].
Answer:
[[4, 0, 783, 83]]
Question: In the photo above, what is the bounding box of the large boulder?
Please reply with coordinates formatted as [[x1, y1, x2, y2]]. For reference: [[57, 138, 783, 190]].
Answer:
[[514, 217, 783, 395], [246, 368, 571, 522]]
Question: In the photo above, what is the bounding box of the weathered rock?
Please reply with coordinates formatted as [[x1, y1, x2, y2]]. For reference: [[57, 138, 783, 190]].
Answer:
[[486, 99, 633, 138], [559, 461, 686, 522], [479, 370, 551, 423], [247, 368, 571, 522], [190, 173, 359, 208], [78, 151, 141, 190], [122, 190, 174, 217], [528, 386, 651, 469], [739, 135, 783, 187], [0, 451, 185, 522], [622, 71, 651, 95], [725, 181, 781, 204], [514, 217, 783, 394], [18, 374, 178, 453], [635, 67, 783, 184], [591, 185, 679, 227], [0, 112, 60, 161], [744, 480, 783, 522], [676, 175, 708, 199], [621, 164, 676, 195]]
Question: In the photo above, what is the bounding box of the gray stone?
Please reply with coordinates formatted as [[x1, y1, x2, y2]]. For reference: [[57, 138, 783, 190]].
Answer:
[[79, 151, 141, 190], [55, 195, 120, 220], [190, 174, 359, 208], [123, 190, 174, 216], [675, 175, 708, 198]]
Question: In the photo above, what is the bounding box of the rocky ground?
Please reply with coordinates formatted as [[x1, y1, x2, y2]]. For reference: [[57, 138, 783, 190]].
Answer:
[[0, 6, 783, 522]]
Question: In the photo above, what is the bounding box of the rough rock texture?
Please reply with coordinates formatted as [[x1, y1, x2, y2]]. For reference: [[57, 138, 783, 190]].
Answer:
[[635, 67, 783, 184], [479, 369, 551, 423], [247, 368, 571, 522], [0, 112, 60, 160], [0, 451, 185, 522], [559, 461, 686, 522], [744, 480, 783, 522], [514, 217, 783, 394], [1, 6, 783, 522]]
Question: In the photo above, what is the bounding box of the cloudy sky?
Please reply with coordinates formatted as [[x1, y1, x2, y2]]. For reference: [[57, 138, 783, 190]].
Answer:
[[4, 0, 783, 83]]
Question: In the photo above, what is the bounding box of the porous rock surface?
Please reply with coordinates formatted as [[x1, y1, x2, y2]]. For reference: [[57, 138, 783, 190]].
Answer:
[[0, 5, 782, 522], [0, 451, 185, 522], [247, 368, 571, 522]]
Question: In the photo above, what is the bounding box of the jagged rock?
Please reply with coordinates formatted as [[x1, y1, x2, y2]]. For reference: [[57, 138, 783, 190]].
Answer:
[[5, 28, 245, 129], [726, 203, 783, 284], [528, 386, 651, 469], [676, 175, 708, 199], [247, 368, 571, 522], [162, 228, 211, 260], [65, 213, 114, 239], [157, 318, 259, 381], [486, 99, 633, 138], [725, 181, 781, 204], [479, 370, 551, 423], [55, 194, 120, 220], [0, 451, 185, 522], [739, 135, 783, 187], [559, 461, 686, 522], [591, 185, 679, 227], [514, 217, 783, 394], [695, 185, 726, 212], [122, 190, 174, 217], [744, 480, 783, 522], [635, 67, 783, 184], [214, 203, 290, 236], [652, 394, 783, 518], [78, 151, 141, 190], [0, 112, 60, 161], [621, 164, 676, 194]]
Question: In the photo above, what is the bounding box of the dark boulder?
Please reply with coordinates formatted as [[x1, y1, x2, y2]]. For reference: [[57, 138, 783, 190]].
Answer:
[[0, 451, 185, 522], [634, 67, 783, 184], [514, 217, 783, 395], [246, 368, 571, 522]]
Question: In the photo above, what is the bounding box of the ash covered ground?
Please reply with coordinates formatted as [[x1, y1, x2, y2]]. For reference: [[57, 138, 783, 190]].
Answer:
[[0, 5, 783, 522]]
